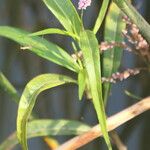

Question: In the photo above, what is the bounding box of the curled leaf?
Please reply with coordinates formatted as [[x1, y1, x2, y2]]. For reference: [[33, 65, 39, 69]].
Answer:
[[17, 74, 76, 150]]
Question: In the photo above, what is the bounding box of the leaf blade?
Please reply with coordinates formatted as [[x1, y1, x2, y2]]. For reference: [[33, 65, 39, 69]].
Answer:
[[43, 0, 82, 36], [93, 0, 109, 34], [30, 28, 79, 40], [0, 26, 80, 72], [102, 2, 126, 103], [0, 119, 91, 150], [79, 30, 112, 150], [0, 72, 19, 103], [16, 74, 77, 150], [78, 69, 86, 100]]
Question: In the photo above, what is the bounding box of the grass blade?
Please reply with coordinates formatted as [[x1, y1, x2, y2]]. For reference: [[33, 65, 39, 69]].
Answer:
[[79, 30, 112, 150], [16, 74, 77, 150], [93, 0, 109, 34], [0, 26, 80, 72], [0, 119, 91, 150], [43, 0, 82, 36], [102, 2, 126, 103]]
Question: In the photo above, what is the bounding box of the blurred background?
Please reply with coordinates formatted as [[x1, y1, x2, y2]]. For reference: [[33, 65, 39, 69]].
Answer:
[[0, 0, 149, 150]]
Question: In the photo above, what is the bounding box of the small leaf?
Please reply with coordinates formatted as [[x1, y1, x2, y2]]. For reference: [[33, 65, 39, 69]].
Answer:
[[16, 74, 77, 150], [102, 2, 126, 103], [30, 28, 79, 40], [43, 0, 82, 36], [125, 90, 142, 100], [78, 69, 86, 100], [93, 0, 109, 34], [0, 119, 91, 150], [0, 26, 80, 72], [79, 30, 112, 150]]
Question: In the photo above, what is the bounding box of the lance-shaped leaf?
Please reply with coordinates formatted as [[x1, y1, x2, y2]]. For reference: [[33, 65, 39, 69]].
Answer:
[[0, 26, 80, 72], [93, 0, 109, 34], [0, 72, 19, 103], [0, 119, 90, 150], [102, 2, 126, 103], [16, 74, 77, 150], [43, 0, 82, 36], [79, 30, 112, 150], [30, 28, 79, 40]]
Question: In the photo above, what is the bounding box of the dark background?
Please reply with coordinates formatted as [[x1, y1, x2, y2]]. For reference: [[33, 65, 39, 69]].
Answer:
[[0, 0, 149, 150]]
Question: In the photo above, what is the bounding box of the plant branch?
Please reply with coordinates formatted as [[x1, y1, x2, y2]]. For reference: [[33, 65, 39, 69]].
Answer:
[[56, 96, 150, 150], [110, 131, 127, 150]]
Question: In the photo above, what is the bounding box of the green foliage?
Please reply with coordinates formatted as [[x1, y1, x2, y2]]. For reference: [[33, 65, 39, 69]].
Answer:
[[0, 119, 91, 150], [17, 74, 76, 150], [0, 26, 80, 73], [0, 0, 149, 150], [43, 0, 82, 36], [102, 2, 126, 103], [0, 72, 19, 103], [93, 0, 109, 34], [79, 30, 112, 150], [78, 69, 86, 100], [125, 90, 142, 100], [30, 28, 79, 40]]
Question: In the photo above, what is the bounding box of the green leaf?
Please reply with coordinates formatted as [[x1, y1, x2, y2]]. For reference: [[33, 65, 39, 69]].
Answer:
[[0, 26, 80, 73], [102, 2, 126, 103], [93, 0, 109, 34], [28, 119, 91, 136], [16, 74, 77, 150], [79, 30, 112, 150], [125, 90, 142, 100], [0, 119, 91, 150], [0, 71, 19, 103], [78, 69, 86, 100], [43, 0, 82, 36], [30, 28, 79, 40]]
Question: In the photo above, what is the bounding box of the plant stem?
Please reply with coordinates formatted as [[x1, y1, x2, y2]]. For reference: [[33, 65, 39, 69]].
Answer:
[[110, 131, 127, 150], [113, 0, 150, 44], [56, 96, 150, 150]]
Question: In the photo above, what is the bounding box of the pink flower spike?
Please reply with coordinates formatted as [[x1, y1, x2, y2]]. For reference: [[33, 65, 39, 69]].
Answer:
[[78, 0, 92, 10]]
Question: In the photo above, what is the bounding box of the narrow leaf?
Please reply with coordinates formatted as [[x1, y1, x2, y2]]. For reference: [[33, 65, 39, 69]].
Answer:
[[102, 2, 126, 103], [125, 90, 142, 100], [43, 0, 82, 36], [17, 74, 76, 150], [0, 26, 80, 72], [78, 69, 86, 100], [79, 30, 112, 150], [0, 119, 90, 150], [93, 0, 109, 34], [30, 28, 79, 40], [0, 71, 19, 103]]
